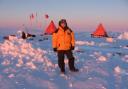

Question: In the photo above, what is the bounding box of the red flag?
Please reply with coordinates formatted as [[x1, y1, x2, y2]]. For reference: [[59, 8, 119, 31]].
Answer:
[[30, 13, 34, 20], [45, 14, 49, 19], [31, 14, 34, 19]]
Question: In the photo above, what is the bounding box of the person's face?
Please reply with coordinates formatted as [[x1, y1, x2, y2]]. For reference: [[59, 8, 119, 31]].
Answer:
[[60, 22, 66, 28]]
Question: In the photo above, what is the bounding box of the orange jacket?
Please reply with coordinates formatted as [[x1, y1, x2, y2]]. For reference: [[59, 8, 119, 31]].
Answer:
[[52, 26, 75, 50]]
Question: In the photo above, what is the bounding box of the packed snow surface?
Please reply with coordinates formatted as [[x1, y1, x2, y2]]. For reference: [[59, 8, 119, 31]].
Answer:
[[0, 32, 128, 89]]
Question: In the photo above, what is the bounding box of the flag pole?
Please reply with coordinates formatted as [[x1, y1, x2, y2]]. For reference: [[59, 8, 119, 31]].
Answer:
[[43, 14, 49, 35]]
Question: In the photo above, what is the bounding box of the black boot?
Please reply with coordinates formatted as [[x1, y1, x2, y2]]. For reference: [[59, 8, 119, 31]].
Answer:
[[68, 58, 79, 72], [60, 69, 65, 74], [70, 68, 79, 72]]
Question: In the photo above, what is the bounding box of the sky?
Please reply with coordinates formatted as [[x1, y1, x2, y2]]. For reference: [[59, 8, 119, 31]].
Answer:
[[0, 0, 128, 32]]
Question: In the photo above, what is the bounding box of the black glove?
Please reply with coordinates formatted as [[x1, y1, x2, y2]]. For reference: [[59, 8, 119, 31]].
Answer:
[[71, 46, 75, 50], [53, 48, 57, 52]]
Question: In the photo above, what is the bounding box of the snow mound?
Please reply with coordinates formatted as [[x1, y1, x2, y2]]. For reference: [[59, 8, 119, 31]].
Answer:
[[114, 66, 128, 75], [98, 56, 107, 62], [0, 36, 54, 70], [106, 37, 114, 43], [122, 55, 128, 63], [76, 41, 95, 46], [118, 32, 128, 40], [114, 66, 122, 74], [93, 52, 108, 62]]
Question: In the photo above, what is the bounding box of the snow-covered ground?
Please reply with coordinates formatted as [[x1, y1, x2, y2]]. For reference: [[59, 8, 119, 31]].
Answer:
[[0, 32, 128, 89]]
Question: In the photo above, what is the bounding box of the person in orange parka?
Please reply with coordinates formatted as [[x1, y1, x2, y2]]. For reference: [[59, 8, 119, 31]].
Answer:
[[52, 19, 79, 74]]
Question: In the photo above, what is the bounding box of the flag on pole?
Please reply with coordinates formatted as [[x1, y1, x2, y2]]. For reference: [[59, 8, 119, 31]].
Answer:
[[30, 13, 35, 20], [45, 14, 49, 19], [29, 13, 35, 27]]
